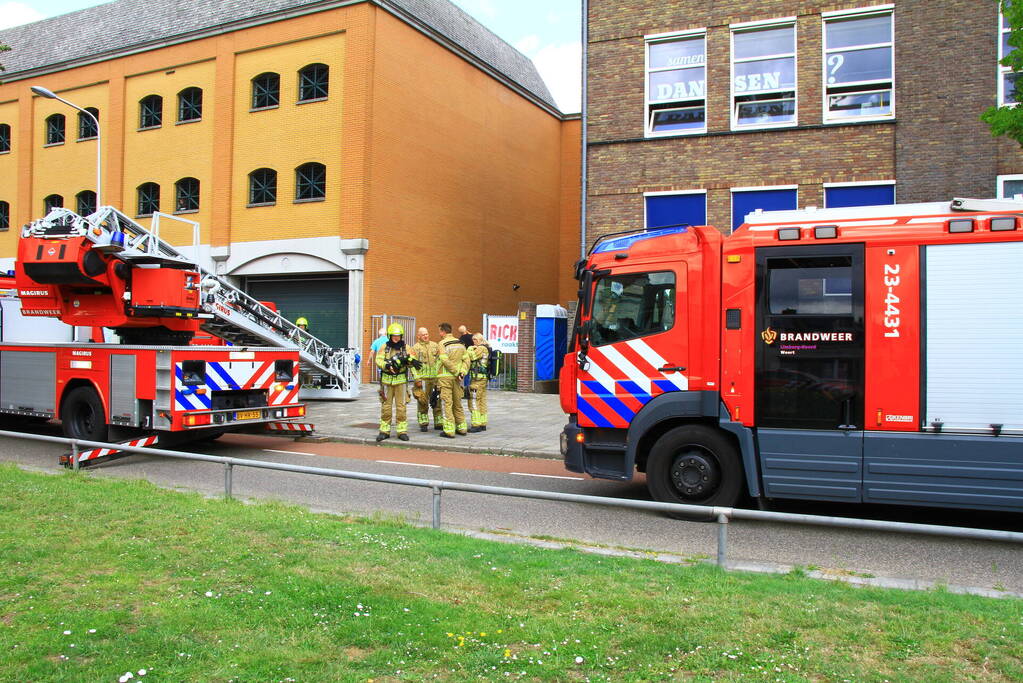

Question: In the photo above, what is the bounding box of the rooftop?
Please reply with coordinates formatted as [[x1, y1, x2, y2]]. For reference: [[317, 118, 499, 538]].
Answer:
[[0, 0, 557, 111]]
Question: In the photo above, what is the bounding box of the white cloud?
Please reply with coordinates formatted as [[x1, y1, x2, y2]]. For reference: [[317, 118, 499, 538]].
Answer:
[[0, 1, 43, 29], [452, 0, 497, 20], [514, 35, 541, 55], [529, 41, 582, 113]]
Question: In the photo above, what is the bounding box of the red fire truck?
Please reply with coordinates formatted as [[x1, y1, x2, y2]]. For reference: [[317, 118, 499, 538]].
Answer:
[[0, 206, 316, 464], [560, 198, 1023, 514]]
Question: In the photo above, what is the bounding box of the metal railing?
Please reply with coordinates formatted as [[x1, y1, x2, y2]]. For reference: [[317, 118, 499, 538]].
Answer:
[[4, 428, 1023, 569]]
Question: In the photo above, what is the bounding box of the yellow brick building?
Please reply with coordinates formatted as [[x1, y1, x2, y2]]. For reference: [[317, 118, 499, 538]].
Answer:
[[0, 0, 580, 375]]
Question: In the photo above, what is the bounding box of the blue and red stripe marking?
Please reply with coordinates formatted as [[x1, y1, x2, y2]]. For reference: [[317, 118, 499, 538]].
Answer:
[[577, 379, 680, 428]]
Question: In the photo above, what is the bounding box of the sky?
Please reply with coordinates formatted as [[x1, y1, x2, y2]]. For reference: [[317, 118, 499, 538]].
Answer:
[[0, 0, 582, 112]]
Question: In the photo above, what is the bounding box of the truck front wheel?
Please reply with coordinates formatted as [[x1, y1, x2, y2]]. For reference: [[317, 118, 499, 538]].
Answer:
[[61, 386, 108, 443], [646, 425, 741, 517]]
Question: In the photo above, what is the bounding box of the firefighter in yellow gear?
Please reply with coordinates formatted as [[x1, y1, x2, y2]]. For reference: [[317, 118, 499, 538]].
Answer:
[[409, 327, 442, 432], [467, 333, 490, 432], [375, 322, 419, 442], [435, 322, 469, 438]]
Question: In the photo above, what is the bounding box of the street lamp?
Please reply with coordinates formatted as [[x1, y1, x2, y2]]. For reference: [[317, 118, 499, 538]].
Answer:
[[31, 85, 102, 210]]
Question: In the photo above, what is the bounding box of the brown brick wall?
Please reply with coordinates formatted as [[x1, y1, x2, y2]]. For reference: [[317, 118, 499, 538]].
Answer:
[[894, 0, 1010, 201], [585, 0, 1023, 243]]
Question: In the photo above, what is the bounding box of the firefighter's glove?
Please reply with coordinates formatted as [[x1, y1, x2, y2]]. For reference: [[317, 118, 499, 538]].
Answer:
[[408, 358, 423, 370], [429, 388, 440, 409]]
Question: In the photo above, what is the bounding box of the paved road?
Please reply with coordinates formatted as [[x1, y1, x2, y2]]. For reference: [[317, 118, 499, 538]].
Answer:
[[2, 426, 1021, 597]]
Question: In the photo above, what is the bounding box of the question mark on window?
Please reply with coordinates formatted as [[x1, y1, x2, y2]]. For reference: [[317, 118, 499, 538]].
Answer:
[[827, 54, 844, 84]]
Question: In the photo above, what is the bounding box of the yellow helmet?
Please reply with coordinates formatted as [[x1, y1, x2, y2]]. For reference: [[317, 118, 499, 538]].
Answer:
[[296, 316, 309, 327], [387, 322, 404, 336]]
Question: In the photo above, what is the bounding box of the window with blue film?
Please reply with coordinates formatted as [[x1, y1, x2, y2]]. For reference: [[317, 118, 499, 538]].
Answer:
[[824, 184, 894, 208], [645, 193, 706, 229], [732, 189, 797, 230]]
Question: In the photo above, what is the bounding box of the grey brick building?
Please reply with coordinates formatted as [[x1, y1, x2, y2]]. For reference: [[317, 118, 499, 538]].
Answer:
[[586, 0, 1023, 243]]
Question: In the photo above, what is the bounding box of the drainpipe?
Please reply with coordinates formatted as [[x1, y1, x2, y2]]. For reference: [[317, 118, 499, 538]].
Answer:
[[580, 0, 588, 258]]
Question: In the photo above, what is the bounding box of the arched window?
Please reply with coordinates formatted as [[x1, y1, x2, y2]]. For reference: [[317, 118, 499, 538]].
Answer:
[[78, 107, 99, 140], [44, 194, 64, 213], [0, 201, 9, 231], [298, 63, 329, 102], [0, 124, 10, 153], [248, 168, 277, 205], [139, 95, 163, 129], [177, 87, 203, 123], [76, 190, 97, 216], [45, 114, 65, 145], [251, 73, 280, 109], [175, 177, 200, 212], [295, 162, 326, 201], [136, 182, 160, 216]]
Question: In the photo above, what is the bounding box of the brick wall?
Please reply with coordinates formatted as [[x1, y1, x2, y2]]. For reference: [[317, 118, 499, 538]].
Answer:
[[585, 0, 1023, 244], [516, 301, 536, 392]]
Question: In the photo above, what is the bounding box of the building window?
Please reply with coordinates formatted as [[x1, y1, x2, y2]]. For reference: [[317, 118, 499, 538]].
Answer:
[[252, 73, 280, 110], [44, 194, 64, 213], [0, 201, 8, 231], [45, 114, 65, 145], [295, 162, 326, 201], [137, 182, 160, 216], [731, 186, 797, 231], [823, 9, 894, 122], [139, 95, 163, 129], [998, 174, 1023, 199], [249, 168, 277, 205], [0, 123, 10, 153], [76, 190, 97, 216], [731, 21, 796, 129], [298, 63, 329, 102], [178, 87, 203, 123], [823, 182, 895, 208], [646, 33, 706, 136], [78, 107, 99, 140], [175, 177, 200, 212], [645, 192, 707, 229], [999, 8, 1018, 106]]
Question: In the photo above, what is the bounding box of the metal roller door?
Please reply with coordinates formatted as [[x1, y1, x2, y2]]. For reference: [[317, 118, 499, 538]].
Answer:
[[925, 242, 1023, 433], [245, 275, 349, 349]]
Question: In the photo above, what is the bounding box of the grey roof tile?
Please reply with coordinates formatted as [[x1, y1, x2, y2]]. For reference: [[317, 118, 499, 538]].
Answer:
[[0, 0, 556, 109]]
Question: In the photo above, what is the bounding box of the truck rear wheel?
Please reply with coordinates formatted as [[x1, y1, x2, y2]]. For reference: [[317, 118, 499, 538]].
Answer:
[[646, 425, 742, 518], [61, 386, 108, 443]]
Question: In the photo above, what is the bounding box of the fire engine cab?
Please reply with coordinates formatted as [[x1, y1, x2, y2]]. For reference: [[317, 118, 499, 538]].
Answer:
[[560, 198, 1023, 514]]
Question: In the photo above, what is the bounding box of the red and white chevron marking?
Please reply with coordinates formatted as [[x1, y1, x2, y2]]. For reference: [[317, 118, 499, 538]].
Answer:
[[78, 435, 159, 462], [266, 421, 315, 433]]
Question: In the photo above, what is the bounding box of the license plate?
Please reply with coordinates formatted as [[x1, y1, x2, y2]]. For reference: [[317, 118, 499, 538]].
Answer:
[[236, 410, 262, 421]]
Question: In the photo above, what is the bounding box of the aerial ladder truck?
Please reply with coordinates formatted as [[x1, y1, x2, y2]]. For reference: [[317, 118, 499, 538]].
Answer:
[[1, 204, 360, 465]]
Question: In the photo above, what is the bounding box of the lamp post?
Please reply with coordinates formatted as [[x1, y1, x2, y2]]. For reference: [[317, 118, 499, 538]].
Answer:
[[30, 85, 102, 210]]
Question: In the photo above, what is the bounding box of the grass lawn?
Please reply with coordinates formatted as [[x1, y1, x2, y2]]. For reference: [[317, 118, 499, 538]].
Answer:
[[0, 463, 1020, 682]]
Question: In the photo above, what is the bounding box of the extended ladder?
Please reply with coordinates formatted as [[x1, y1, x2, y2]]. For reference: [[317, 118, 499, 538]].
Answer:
[[24, 206, 360, 399]]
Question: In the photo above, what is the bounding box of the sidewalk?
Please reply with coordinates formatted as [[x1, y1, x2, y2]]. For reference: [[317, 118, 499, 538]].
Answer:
[[302, 384, 564, 459]]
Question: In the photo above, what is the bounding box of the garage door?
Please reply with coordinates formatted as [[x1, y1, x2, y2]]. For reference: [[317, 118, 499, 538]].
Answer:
[[245, 275, 349, 349]]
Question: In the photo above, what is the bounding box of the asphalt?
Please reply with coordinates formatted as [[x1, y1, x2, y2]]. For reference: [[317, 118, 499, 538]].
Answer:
[[302, 384, 564, 459]]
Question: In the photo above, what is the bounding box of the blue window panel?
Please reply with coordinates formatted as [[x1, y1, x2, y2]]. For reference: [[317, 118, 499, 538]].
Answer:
[[646, 193, 706, 229], [732, 189, 797, 230], [825, 184, 895, 208]]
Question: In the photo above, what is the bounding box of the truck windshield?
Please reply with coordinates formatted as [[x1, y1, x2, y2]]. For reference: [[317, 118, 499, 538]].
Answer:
[[589, 271, 675, 346]]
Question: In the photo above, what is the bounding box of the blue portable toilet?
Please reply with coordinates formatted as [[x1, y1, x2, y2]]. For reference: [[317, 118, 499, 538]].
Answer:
[[534, 304, 568, 381]]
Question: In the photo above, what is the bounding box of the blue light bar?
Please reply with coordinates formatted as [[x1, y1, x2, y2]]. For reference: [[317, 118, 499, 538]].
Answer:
[[592, 225, 687, 254]]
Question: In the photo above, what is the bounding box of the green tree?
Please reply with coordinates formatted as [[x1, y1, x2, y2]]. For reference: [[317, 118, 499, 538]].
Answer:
[[0, 42, 9, 73], [982, 1, 1023, 144]]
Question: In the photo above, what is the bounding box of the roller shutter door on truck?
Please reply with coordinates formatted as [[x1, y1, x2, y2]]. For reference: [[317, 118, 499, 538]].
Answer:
[[924, 242, 1023, 433], [245, 275, 349, 350]]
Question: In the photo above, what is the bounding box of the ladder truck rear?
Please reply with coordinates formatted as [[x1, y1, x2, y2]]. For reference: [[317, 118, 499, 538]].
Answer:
[[0, 205, 356, 464], [560, 198, 1023, 516]]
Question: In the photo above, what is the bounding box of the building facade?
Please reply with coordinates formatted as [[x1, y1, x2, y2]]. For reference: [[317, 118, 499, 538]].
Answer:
[[0, 0, 581, 373], [586, 0, 1023, 243]]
